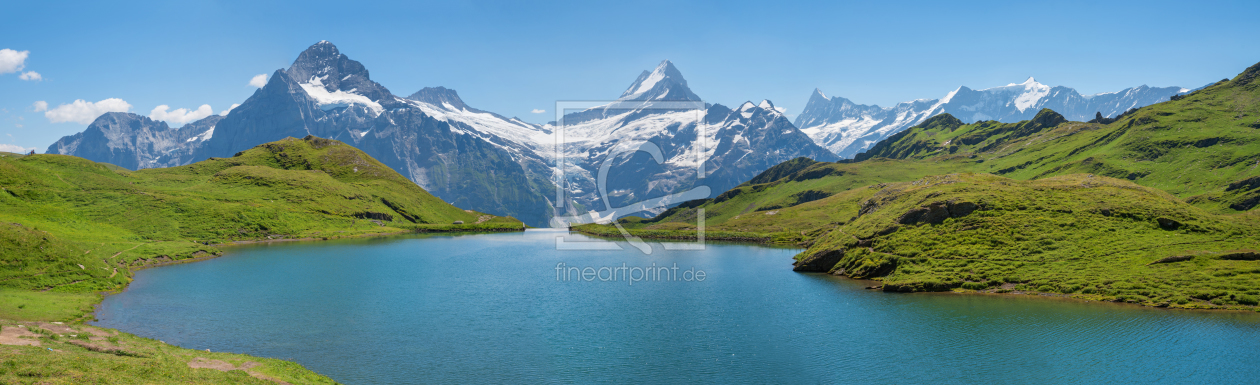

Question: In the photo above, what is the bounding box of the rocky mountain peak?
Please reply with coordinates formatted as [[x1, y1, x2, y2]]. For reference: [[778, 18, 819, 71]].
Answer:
[[407, 87, 470, 111], [95, 111, 160, 127], [618, 60, 702, 101], [807, 88, 832, 105], [284, 40, 392, 102], [286, 41, 350, 81]]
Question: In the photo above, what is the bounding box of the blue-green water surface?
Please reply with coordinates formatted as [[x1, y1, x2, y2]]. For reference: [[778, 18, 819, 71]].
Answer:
[[94, 230, 1260, 384]]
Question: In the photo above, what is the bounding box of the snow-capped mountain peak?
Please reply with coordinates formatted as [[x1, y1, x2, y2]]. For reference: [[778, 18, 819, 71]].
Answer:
[[1013, 78, 1050, 112], [978, 76, 1051, 112], [285, 41, 393, 116], [618, 60, 702, 101], [1006, 76, 1039, 87]]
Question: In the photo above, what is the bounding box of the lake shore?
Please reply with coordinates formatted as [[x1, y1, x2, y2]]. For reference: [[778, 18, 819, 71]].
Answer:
[[571, 224, 1260, 313]]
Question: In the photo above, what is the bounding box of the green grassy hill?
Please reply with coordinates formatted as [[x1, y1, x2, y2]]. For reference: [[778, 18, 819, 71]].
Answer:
[[793, 173, 1258, 306], [578, 61, 1260, 310], [1, 135, 521, 298]]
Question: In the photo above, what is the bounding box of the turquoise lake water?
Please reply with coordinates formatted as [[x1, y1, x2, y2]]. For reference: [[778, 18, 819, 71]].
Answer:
[[93, 230, 1260, 384]]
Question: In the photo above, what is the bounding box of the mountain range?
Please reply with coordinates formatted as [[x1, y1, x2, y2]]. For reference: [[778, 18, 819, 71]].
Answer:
[[796, 78, 1192, 158], [45, 41, 836, 227], [45, 113, 223, 170]]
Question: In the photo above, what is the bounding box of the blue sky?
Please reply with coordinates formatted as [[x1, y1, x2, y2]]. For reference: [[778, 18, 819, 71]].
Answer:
[[2, 0, 1259, 153]]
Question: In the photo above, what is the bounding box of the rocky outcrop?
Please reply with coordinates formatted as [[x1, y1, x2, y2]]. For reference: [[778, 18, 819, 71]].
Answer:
[[790, 189, 832, 205], [1020, 109, 1068, 133], [882, 280, 959, 292], [1228, 176, 1260, 192], [897, 200, 979, 225], [740, 157, 819, 186], [1230, 194, 1260, 211], [1148, 255, 1195, 265], [1233, 60, 1260, 87], [1156, 217, 1182, 230], [792, 249, 845, 272], [353, 212, 395, 222], [1219, 251, 1260, 261]]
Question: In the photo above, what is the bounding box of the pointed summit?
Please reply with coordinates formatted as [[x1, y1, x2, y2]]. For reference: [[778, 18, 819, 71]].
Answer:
[[286, 41, 350, 81], [407, 87, 472, 111], [1005, 76, 1042, 88], [285, 41, 392, 102], [807, 88, 831, 106], [618, 60, 702, 101]]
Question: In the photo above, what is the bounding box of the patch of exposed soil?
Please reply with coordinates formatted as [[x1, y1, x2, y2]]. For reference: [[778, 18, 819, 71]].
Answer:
[[35, 322, 76, 335], [188, 357, 291, 385], [66, 339, 127, 354], [188, 357, 260, 371], [0, 325, 40, 346]]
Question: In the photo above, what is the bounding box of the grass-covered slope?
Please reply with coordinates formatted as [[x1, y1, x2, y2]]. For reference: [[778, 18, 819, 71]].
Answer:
[[792, 173, 1259, 309], [0, 319, 337, 384], [0, 135, 521, 305], [577, 61, 1260, 310], [603, 156, 958, 240]]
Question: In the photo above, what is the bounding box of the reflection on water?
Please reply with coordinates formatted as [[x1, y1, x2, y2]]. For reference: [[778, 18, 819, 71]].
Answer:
[[94, 230, 1260, 384]]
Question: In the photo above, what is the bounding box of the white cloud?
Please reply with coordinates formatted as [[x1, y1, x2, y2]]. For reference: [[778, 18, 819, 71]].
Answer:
[[15, 124, 22, 128], [0, 144, 35, 154], [220, 103, 240, 116], [150, 104, 213, 125], [18, 71, 41, 81], [530, 109, 546, 114], [32, 101, 48, 112], [45, 98, 132, 124], [0, 49, 29, 74], [249, 74, 268, 88]]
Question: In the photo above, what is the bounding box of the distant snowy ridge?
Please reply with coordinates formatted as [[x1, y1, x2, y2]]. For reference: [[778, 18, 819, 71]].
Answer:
[[796, 79, 1189, 158]]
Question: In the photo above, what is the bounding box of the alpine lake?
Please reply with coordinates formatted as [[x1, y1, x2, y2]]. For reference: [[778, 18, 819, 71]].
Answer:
[[93, 230, 1260, 384]]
